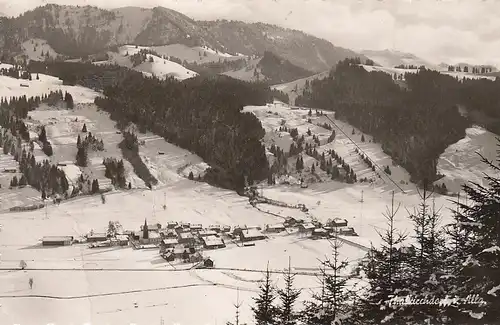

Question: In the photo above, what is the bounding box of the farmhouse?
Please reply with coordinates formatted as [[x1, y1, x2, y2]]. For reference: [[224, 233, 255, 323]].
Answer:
[[42, 236, 73, 246], [198, 229, 218, 237], [338, 227, 358, 236], [178, 232, 195, 245], [161, 229, 178, 239], [311, 228, 328, 238], [190, 224, 203, 231], [265, 223, 286, 233], [87, 233, 108, 242], [298, 223, 315, 233], [328, 218, 348, 228], [161, 238, 179, 249], [208, 225, 222, 232], [240, 229, 267, 242], [284, 217, 297, 227], [114, 235, 129, 246], [166, 222, 178, 229], [202, 236, 226, 249]]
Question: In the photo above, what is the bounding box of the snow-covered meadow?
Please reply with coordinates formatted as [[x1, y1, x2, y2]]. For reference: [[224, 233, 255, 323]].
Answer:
[[0, 67, 497, 325]]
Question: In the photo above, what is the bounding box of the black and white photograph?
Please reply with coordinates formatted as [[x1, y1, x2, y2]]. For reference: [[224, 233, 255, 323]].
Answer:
[[0, 0, 499, 324]]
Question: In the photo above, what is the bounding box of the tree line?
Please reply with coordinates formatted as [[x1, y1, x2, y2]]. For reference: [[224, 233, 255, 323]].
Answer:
[[296, 58, 500, 185]]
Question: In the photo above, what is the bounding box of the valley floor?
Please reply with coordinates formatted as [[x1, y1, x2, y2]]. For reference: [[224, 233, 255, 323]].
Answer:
[[0, 71, 489, 325]]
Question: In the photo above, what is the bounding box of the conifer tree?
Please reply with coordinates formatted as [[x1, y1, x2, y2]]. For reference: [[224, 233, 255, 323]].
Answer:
[[360, 191, 409, 324], [276, 258, 301, 325], [303, 237, 352, 324], [403, 184, 447, 323], [252, 263, 278, 325], [38, 126, 47, 143], [82, 123, 87, 133], [76, 146, 88, 167], [442, 145, 500, 323]]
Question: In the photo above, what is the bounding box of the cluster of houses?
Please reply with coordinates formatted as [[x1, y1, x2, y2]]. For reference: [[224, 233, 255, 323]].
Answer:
[[41, 217, 358, 255]]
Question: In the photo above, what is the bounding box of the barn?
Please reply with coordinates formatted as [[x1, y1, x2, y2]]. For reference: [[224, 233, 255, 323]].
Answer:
[[178, 232, 195, 245], [240, 229, 267, 242], [311, 228, 328, 238], [87, 233, 108, 242], [202, 236, 226, 249], [198, 229, 218, 238], [265, 223, 286, 233], [298, 223, 315, 233], [42, 236, 73, 246]]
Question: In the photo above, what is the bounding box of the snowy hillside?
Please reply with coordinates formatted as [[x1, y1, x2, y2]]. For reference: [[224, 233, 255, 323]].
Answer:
[[97, 45, 198, 81], [361, 49, 436, 69], [271, 71, 329, 105], [222, 57, 263, 82], [435, 126, 499, 194], [0, 73, 99, 103], [148, 44, 245, 64], [21, 39, 58, 61]]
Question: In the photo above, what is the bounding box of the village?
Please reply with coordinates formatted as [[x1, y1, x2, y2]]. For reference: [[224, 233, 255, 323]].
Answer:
[[40, 214, 359, 269]]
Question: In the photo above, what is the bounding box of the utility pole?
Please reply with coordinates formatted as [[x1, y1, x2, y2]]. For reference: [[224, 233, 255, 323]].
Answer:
[[360, 190, 363, 237]]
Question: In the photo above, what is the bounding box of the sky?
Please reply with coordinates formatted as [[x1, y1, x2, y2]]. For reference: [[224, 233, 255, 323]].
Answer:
[[1, 0, 499, 66]]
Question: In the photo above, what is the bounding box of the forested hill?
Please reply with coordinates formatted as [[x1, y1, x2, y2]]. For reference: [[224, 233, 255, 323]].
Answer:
[[296, 58, 500, 184], [28, 61, 280, 191]]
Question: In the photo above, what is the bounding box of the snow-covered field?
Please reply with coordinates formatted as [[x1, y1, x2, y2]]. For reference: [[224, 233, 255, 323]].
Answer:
[[436, 126, 499, 193], [150, 44, 244, 64], [0, 67, 494, 325], [97, 45, 199, 81], [0, 73, 99, 103]]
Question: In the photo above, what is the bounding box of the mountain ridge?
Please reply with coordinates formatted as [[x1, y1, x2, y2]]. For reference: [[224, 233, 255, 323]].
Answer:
[[0, 4, 367, 73]]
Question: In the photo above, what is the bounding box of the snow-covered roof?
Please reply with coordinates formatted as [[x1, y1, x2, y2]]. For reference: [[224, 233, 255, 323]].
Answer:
[[241, 228, 265, 238], [42, 236, 73, 242], [199, 230, 218, 237], [300, 223, 315, 229], [267, 223, 285, 229], [88, 233, 107, 238], [163, 238, 179, 245], [203, 236, 224, 246], [115, 235, 129, 241], [179, 232, 194, 239]]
